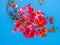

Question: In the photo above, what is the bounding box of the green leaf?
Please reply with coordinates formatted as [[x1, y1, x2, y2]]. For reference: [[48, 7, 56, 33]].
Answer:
[[14, 8, 17, 12], [11, 0, 14, 4]]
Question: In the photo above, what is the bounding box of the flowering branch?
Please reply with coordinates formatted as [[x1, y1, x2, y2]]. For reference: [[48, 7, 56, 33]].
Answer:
[[7, 0, 57, 38]]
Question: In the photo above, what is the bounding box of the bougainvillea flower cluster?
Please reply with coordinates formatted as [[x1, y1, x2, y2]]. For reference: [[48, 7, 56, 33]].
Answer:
[[7, 0, 57, 38]]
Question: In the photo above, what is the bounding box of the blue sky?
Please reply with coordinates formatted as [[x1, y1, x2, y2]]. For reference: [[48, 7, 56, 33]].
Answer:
[[0, 0, 60, 45]]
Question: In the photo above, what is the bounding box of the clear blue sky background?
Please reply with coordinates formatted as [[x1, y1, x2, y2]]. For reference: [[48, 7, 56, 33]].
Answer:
[[0, 0, 60, 45]]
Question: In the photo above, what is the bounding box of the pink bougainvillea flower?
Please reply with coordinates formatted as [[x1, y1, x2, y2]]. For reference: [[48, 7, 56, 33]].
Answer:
[[27, 12, 36, 21], [26, 22, 33, 25], [41, 27, 47, 33], [28, 10, 45, 21], [11, 4, 18, 8], [19, 26, 26, 32], [12, 27, 19, 33], [36, 17, 47, 28], [23, 30, 35, 38], [40, 27, 47, 38], [25, 24, 34, 31], [15, 19, 22, 27], [37, 10, 44, 18], [49, 17, 54, 24], [20, 15, 27, 22], [35, 30, 41, 36], [41, 32, 46, 38], [33, 10, 44, 20], [25, 4, 34, 13], [17, 8, 26, 15]]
